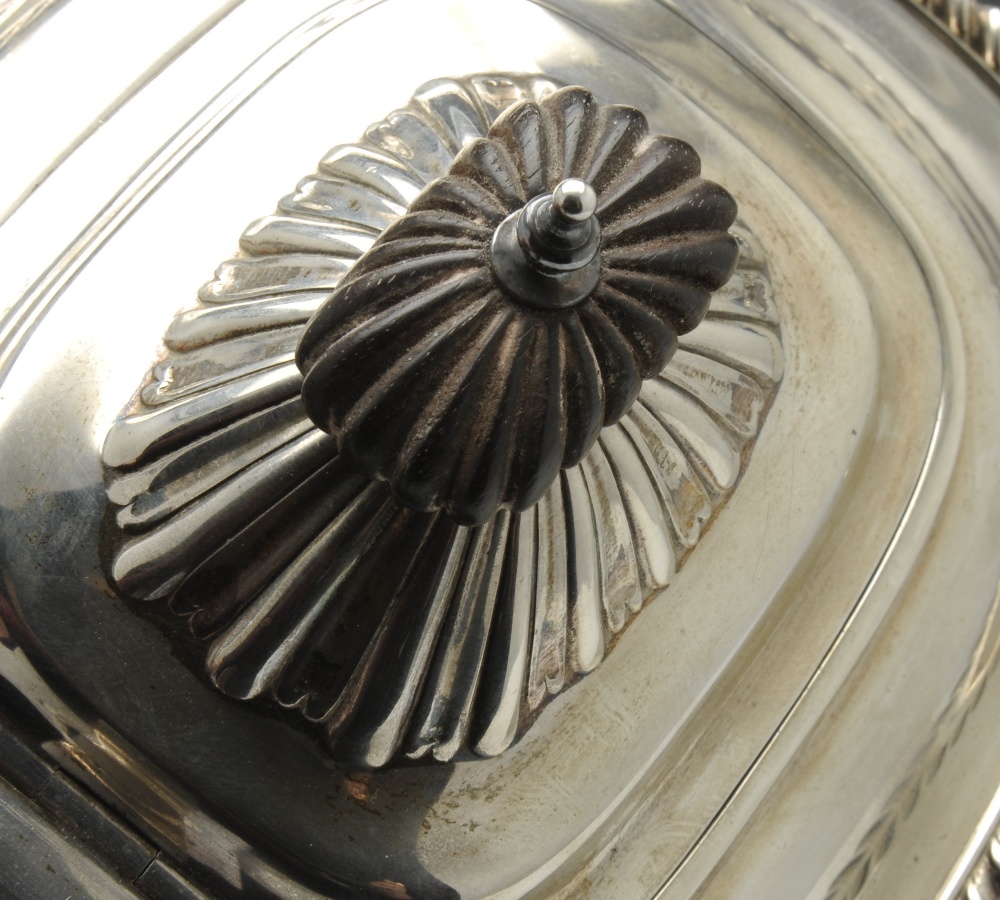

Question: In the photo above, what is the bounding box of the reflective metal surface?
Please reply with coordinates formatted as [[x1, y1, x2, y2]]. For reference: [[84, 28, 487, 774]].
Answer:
[[914, 0, 1000, 73], [96, 74, 778, 771], [1, 1, 1000, 898]]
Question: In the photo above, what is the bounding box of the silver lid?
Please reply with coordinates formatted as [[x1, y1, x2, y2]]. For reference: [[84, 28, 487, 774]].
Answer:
[[1, 1, 999, 898]]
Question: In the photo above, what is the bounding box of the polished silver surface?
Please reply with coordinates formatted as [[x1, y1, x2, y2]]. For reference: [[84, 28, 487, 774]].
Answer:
[[941, 780, 1000, 900], [823, 585, 1000, 900], [1, 0, 999, 897], [913, 0, 1000, 73], [0, 709, 209, 900]]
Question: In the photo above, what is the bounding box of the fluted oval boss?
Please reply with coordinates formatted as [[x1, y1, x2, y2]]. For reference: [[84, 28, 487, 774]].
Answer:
[[296, 86, 740, 525]]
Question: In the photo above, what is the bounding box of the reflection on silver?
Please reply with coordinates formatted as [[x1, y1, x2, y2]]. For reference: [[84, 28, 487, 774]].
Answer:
[[961, 833, 1000, 900], [102, 74, 783, 769], [913, 0, 1000, 73]]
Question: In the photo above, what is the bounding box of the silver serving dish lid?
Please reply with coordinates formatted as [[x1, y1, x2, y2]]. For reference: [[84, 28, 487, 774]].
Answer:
[[1, 2, 1000, 898]]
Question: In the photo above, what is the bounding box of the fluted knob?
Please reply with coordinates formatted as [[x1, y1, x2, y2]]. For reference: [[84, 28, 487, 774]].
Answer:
[[297, 86, 740, 525]]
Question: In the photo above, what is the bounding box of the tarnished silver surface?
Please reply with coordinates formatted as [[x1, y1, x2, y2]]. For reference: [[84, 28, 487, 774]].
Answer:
[[1, 0, 999, 898]]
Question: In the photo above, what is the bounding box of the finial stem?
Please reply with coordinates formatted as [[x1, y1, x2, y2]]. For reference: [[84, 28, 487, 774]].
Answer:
[[518, 179, 600, 274], [490, 179, 601, 310]]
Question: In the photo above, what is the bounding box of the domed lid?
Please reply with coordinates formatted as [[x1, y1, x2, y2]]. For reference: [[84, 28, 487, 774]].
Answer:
[[1, 2, 999, 898]]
